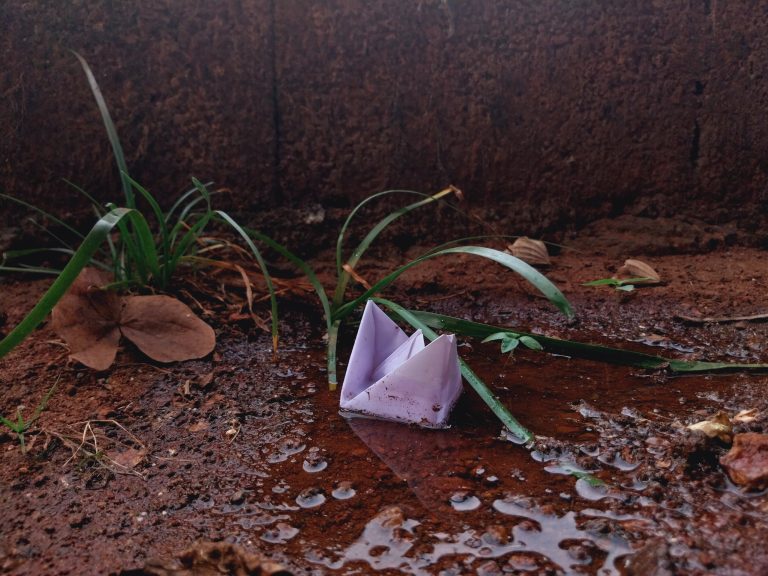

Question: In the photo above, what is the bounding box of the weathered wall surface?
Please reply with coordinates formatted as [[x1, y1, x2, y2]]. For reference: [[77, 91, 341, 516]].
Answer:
[[2, 1, 767, 233]]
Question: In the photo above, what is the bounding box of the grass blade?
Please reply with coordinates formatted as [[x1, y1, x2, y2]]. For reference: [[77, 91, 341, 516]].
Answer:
[[334, 246, 574, 321], [241, 227, 332, 332], [332, 187, 459, 308], [72, 51, 133, 207], [215, 211, 279, 351], [371, 297, 534, 442], [412, 310, 768, 373], [0, 193, 85, 240], [0, 207, 138, 358]]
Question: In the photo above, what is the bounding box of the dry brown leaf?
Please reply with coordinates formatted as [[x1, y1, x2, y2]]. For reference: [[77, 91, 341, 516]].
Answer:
[[687, 411, 733, 443], [615, 259, 661, 284], [52, 268, 216, 370], [734, 409, 760, 424], [138, 541, 289, 576], [121, 295, 216, 363], [110, 447, 147, 470], [51, 268, 122, 371], [507, 237, 550, 266]]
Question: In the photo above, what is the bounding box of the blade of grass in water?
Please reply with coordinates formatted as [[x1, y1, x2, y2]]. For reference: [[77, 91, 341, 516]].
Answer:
[[411, 310, 768, 373], [371, 297, 534, 443], [0, 208, 147, 359]]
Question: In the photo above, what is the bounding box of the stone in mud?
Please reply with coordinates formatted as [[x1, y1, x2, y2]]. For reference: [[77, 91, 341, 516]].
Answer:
[[624, 538, 673, 576], [130, 541, 291, 575], [720, 433, 768, 490]]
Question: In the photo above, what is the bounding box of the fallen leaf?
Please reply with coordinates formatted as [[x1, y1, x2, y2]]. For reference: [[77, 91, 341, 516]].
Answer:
[[720, 433, 768, 490], [734, 408, 760, 424], [110, 447, 147, 470], [51, 268, 122, 371], [121, 295, 216, 363], [507, 237, 550, 266], [615, 259, 661, 285], [198, 372, 215, 388], [52, 268, 216, 370], [137, 541, 289, 575], [687, 411, 733, 443]]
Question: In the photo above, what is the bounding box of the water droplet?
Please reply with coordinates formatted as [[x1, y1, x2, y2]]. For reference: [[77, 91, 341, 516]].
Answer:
[[598, 451, 639, 471], [449, 492, 481, 511], [303, 447, 328, 473], [575, 477, 610, 501], [261, 522, 300, 543], [332, 481, 356, 500], [296, 487, 326, 508], [303, 459, 328, 473]]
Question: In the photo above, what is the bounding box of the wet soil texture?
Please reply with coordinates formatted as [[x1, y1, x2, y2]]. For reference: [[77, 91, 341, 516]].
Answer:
[[1, 231, 768, 575]]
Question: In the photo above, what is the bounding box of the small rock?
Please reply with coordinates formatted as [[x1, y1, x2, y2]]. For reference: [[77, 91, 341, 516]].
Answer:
[[720, 433, 768, 490], [624, 538, 673, 576]]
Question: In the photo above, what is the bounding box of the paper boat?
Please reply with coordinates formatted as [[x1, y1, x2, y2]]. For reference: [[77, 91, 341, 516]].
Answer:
[[340, 301, 462, 427]]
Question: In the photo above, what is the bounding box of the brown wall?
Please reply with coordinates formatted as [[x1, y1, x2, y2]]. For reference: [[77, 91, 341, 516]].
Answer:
[[2, 1, 767, 233]]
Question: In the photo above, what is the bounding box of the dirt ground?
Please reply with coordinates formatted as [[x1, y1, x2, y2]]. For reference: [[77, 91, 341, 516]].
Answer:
[[1, 218, 767, 575]]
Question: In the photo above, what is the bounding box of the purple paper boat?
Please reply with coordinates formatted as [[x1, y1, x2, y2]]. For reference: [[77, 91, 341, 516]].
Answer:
[[340, 301, 462, 427]]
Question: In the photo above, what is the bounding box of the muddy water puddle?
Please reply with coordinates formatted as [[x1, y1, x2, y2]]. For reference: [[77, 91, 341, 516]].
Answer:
[[183, 342, 768, 575]]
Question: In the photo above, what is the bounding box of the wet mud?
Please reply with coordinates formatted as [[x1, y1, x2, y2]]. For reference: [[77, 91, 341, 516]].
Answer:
[[1, 231, 768, 575]]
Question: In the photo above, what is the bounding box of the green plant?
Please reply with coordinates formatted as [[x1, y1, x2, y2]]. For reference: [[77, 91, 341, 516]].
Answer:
[[0, 53, 279, 358], [407, 309, 768, 374], [240, 188, 575, 442], [482, 331, 543, 354], [582, 277, 651, 292], [0, 379, 58, 453]]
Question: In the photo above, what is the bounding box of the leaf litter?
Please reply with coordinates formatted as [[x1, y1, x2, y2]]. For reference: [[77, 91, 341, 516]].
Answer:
[[52, 268, 215, 370]]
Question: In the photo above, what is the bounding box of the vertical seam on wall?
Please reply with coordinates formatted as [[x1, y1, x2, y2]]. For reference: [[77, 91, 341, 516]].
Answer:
[[268, 0, 283, 204]]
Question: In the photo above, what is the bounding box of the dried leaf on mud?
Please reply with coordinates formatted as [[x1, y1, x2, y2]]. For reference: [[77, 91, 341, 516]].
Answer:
[[615, 258, 661, 284], [507, 237, 550, 266], [136, 541, 290, 575], [121, 296, 216, 363], [720, 433, 768, 490], [51, 268, 122, 371], [734, 408, 760, 424], [109, 447, 147, 470], [686, 411, 733, 443], [52, 268, 216, 370]]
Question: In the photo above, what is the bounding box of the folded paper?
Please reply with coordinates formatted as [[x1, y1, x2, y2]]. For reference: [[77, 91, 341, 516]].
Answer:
[[340, 301, 462, 427]]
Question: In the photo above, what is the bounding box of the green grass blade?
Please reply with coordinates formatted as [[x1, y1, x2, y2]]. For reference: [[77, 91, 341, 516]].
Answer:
[[0, 193, 85, 240], [334, 246, 574, 321], [72, 51, 133, 207], [332, 188, 459, 308], [335, 190, 430, 277], [124, 174, 170, 253], [241, 227, 332, 332], [62, 179, 105, 214], [667, 360, 768, 373], [371, 297, 534, 443], [411, 310, 768, 373], [165, 181, 215, 225], [215, 211, 279, 351], [0, 207, 135, 359]]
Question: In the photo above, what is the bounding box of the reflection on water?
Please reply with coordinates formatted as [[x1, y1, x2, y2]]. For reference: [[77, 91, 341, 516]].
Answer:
[[333, 416, 631, 574]]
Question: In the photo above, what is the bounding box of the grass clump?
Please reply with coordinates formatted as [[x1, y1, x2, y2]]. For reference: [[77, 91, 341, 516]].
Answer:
[[0, 52, 278, 359]]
